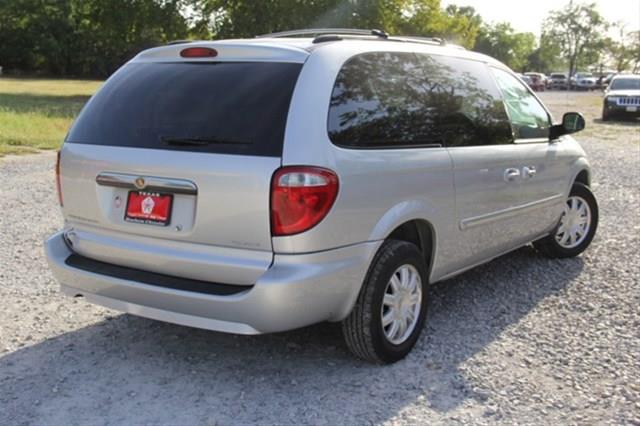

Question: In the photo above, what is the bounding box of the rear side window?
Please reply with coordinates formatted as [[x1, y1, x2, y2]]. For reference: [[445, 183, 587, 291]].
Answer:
[[67, 62, 302, 156], [327, 52, 512, 148]]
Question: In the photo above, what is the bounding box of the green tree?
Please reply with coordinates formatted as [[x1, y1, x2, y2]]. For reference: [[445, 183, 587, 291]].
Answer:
[[631, 31, 640, 73], [0, 0, 513, 77], [474, 23, 536, 71], [191, 0, 412, 39], [542, 1, 607, 78], [0, 0, 189, 77], [396, 1, 482, 48], [441, 5, 482, 47], [527, 34, 564, 73], [191, 0, 480, 47], [604, 25, 640, 72]]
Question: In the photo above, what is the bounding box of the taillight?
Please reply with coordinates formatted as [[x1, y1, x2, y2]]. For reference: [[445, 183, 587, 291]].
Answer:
[[180, 47, 218, 58], [271, 166, 339, 236], [55, 150, 63, 206]]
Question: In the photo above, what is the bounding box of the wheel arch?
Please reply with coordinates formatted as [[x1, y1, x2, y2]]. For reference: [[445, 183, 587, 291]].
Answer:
[[386, 219, 436, 283], [368, 200, 441, 283], [566, 157, 591, 196], [574, 168, 590, 187]]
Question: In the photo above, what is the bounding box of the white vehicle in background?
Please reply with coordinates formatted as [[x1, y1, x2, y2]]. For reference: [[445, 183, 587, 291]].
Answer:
[[550, 73, 569, 90], [571, 72, 597, 90]]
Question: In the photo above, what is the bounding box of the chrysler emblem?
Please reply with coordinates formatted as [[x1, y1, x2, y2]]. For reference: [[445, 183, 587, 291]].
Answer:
[[134, 177, 146, 189]]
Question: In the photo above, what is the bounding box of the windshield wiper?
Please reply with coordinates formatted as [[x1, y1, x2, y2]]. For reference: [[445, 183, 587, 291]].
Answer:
[[161, 136, 252, 146]]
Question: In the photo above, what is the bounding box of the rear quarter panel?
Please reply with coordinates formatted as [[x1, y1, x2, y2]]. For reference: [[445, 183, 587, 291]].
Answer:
[[275, 42, 460, 280]]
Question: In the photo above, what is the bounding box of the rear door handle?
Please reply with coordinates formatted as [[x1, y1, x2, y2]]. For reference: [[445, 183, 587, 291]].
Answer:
[[503, 168, 521, 182], [96, 172, 198, 195], [523, 166, 537, 178]]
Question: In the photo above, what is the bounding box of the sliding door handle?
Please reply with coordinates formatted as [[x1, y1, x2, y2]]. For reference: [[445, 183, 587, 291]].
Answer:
[[503, 168, 521, 182]]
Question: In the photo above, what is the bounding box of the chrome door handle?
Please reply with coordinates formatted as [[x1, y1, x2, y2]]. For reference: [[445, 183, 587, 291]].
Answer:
[[503, 168, 521, 182], [523, 166, 537, 178]]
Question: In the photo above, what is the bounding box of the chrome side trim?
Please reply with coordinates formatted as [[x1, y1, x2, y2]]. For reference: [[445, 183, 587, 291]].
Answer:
[[514, 138, 550, 144], [96, 172, 197, 195], [460, 194, 564, 231]]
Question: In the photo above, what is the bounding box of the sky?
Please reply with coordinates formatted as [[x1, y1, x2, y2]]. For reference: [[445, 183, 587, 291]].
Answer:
[[442, 0, 640, 36]]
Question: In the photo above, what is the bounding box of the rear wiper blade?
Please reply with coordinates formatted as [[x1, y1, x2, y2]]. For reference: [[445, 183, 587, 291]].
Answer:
[[161, 136, 252, 146]]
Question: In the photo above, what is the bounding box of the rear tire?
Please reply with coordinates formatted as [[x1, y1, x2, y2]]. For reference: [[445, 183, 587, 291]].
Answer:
[[534, 183, 598, 258], [342, 240, 429, 364]]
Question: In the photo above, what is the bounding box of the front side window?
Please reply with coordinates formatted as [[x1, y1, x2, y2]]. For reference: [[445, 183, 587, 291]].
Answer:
[[327, 52, 512, 148], [491, 68, 550, 140]]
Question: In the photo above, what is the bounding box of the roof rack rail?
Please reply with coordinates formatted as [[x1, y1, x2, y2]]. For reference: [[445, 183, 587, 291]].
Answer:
[[257, 28, 388, 39], [255, 28, 462, 49], [390, 36, 446, 46], [311, 34, 447, 47]]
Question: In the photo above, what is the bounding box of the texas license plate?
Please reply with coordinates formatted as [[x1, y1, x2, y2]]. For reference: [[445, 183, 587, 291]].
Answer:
[[125, 191, 173, 226], [626, 106, 638, 112]]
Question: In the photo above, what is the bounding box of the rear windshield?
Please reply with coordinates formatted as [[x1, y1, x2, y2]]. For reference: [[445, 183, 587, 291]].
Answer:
[[66, 62, 302, 156]]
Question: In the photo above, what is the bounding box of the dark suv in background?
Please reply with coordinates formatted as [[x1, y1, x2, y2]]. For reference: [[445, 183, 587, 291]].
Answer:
[[602, 75, 640, 121]]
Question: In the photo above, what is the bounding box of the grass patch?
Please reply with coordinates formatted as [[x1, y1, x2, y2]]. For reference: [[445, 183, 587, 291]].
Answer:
[[0, 78, 102, 156], [539, 91, 640, 143]]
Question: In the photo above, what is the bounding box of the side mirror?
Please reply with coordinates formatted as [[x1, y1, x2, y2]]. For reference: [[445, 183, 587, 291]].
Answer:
[[550, 112, 585, 140]]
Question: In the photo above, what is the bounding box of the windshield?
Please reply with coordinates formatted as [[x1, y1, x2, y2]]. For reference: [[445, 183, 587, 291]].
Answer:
[[551, 74, 566, 79], [610, 78, 640, 91], [576, 73, 593, 78], [67, 62, 302, 156]]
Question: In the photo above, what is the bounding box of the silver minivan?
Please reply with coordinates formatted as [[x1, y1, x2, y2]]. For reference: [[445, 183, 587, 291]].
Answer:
[[45, 30, 598, 363]]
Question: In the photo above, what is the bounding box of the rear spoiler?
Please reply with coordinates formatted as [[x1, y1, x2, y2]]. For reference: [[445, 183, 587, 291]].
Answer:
[[132, 41, 309, 64]]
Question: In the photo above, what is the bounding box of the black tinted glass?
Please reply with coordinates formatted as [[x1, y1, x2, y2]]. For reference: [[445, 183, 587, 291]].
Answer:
[[328, 52, 512, 148], [67, 62, 302, 156]]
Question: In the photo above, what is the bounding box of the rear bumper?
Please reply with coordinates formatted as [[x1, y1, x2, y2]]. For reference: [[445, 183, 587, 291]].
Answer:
[[45, 231, 380, 334]]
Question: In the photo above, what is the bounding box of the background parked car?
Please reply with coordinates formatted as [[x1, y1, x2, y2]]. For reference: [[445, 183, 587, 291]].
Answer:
[[517, 73, 534, 88], [571, 72, 597, 90], [602, 74, 640, 121], [601, 73, 617, 89], [550, 73, 569, 90], [525, 72, 547, 91]]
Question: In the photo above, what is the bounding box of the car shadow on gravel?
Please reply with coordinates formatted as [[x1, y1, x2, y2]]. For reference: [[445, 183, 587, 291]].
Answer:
[[0, 246, 584, 424], [592, 117, 640, 126]]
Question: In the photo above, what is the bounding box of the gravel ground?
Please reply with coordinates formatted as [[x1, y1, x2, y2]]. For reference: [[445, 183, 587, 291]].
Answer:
[[1, 92, 639, 425]]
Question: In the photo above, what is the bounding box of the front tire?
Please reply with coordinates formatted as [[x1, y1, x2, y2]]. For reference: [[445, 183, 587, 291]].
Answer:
[[342, 240, 429, 364], [534, 183, 598, 258]]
